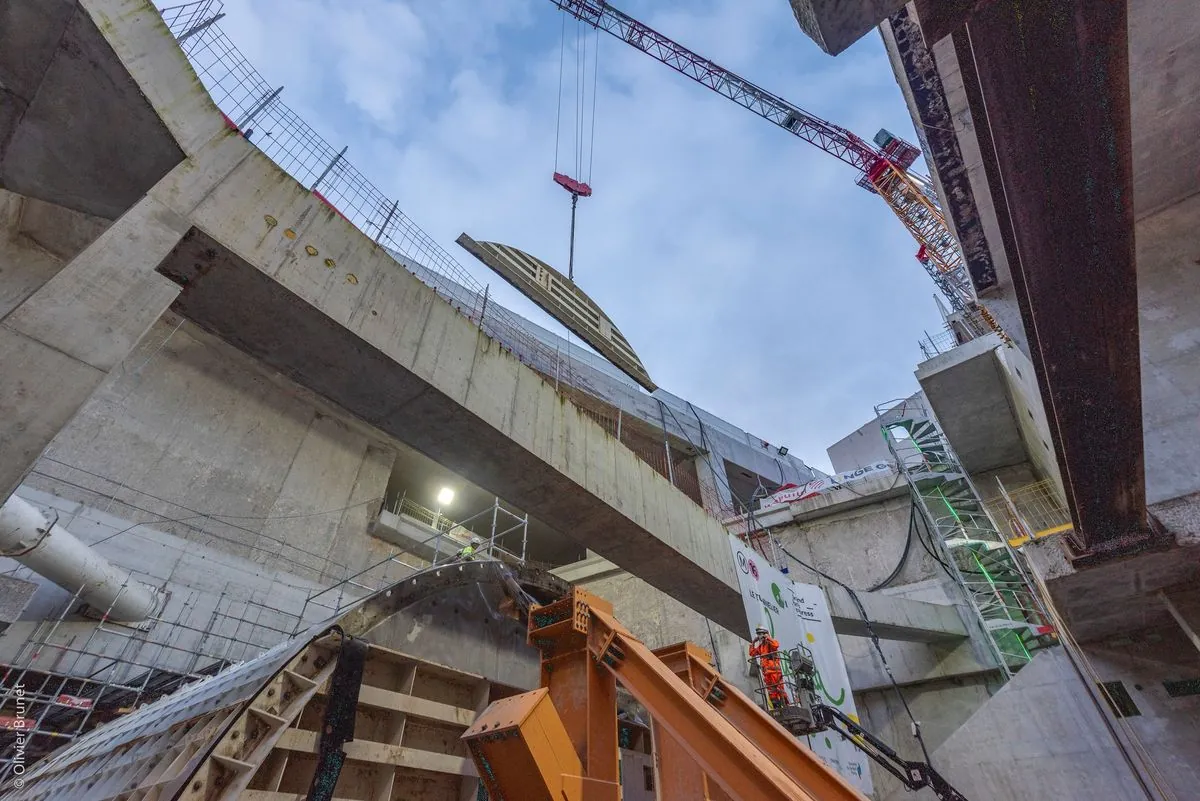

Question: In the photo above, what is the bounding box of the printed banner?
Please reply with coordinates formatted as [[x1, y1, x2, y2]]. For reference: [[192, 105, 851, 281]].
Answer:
[[759, 462, 893, 511], [56, 694, 93, 710], [729, 536, 874, 794]]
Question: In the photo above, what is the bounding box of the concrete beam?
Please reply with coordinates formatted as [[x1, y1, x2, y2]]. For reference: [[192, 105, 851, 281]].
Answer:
[[559, 556, 967, 643], [154, 211, 746, 632], [0, 131, 255, 499], [963, 0, 1158, 559], [0, 0, 184, 219], [824, 582, 966, 644], [916, 333, 1027, 476], [786, 0, 907, 55]]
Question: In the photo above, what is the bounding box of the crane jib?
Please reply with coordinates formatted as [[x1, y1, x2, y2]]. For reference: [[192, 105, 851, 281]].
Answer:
[[546, 0, 980, 313]]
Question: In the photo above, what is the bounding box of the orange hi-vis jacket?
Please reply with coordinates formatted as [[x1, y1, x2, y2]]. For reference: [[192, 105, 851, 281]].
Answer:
[[749, 635, 782, 672]]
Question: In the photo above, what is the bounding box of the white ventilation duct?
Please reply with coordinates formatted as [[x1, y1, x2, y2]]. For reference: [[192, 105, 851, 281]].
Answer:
[[0, 495, 158, 622]]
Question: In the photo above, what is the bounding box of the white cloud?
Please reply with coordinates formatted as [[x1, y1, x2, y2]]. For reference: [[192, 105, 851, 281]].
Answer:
[[219, 0, 939, 473]]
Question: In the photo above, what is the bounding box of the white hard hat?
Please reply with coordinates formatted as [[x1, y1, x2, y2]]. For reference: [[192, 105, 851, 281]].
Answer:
[[755, 625, 769, 634], [471, 537, 481, 545]]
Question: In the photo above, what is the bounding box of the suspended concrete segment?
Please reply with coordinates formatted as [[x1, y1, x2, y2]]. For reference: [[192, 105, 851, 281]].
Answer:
[[456, 233, 658, 393]]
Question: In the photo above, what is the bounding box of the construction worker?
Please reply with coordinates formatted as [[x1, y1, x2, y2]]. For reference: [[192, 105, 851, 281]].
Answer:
[[749, 625, 788, 709], [456, 537, 482, 561]]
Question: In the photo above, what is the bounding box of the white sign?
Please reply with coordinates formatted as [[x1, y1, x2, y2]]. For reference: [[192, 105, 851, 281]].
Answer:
[[729, 537, 874, 794], [759, 462, 893, 511]]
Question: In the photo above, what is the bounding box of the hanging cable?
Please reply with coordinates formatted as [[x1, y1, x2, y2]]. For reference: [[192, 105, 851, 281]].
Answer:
[[549, 12, 597, 282], [867, 501, 916, 592], [554, 13, 566, 173], [779, 544, 935, 768], [588, 26, 600, 184]]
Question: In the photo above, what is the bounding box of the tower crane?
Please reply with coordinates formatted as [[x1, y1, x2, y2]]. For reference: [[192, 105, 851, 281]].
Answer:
[[548, 0, 980, 314]]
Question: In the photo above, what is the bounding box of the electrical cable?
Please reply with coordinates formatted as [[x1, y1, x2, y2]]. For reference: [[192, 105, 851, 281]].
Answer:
[[867, 501, 916, 592], [779, 544, 935, 767]]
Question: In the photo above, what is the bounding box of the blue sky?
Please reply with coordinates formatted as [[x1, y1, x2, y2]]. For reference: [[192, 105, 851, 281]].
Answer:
[[217, 0, 940, 473]]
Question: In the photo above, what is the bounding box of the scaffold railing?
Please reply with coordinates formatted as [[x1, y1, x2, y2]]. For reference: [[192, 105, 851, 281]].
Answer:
[[988, 479, 1074, 548], [0, 567, 303, 783], [299, 496, 529, 626]]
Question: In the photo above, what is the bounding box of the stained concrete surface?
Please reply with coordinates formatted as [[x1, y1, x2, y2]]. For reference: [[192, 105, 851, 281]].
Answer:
[[1128, 0, 1200, 218], [0, 486, 329, 677], [884, 648, 1171, 801], [26, 316, 400, 583], [775, 492, 940, 591], [1138, 191, 1200, 510], [0, 0, 184, 219], [858, 672, 1000, 800], [367, 580, 540, 691], [1026, 541, 1200, 645], [0, 487, 542, 692]]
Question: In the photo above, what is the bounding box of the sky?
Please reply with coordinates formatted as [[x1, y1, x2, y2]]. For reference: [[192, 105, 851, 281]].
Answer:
[[215, 0, 942, 474]]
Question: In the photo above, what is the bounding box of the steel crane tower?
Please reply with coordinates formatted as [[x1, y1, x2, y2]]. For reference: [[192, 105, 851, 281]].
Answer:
[[549, 0, 977, 312]]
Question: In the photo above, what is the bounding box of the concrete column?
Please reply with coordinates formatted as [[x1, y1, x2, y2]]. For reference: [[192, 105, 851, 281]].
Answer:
[[0, 131, 254, 499]]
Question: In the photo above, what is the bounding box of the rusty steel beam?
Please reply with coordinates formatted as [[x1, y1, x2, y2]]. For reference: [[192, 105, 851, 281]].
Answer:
[[960, 0, 1160, 559]]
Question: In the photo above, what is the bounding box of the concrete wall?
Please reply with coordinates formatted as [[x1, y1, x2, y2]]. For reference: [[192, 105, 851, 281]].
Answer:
[[25, 316, 398, 584], [828, 416, 895, 474], [0, 485, 328, 679], [989, 343, 1062, 492], [0, 486, 540, 691], [773, 492, 940, 591], [0, 191, 101, 319], [858, 672, 1001, 800], [887, 648, 1164, 801], [1138, 191, 1200, 516], [1084, 637, 1200, 801]]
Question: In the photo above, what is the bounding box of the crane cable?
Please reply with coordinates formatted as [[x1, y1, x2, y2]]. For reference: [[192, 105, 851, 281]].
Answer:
[[552, 12, 601, 281]]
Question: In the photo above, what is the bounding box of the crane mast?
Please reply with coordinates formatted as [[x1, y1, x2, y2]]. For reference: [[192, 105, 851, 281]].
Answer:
[[549, 0, 978, 312]]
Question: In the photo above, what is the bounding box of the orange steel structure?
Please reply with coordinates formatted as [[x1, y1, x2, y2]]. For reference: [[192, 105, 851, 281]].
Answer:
[[462, 588, 868, 801]]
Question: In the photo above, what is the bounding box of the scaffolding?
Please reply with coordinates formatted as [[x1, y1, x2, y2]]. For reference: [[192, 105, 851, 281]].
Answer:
[[298, 496, 530, 629], [0, 568, 302, 784], [876, 396, 1056, 677], [0, 489, 532, 781], [987, 479, 1075, 549]]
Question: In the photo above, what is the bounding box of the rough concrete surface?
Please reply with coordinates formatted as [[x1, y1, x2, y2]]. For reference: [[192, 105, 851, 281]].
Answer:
[[0, 0, 184, 219], [889, 649, 1168, 801], [917, 334, 1028, 477], [27, 317, 399, 582], [1138, 191, 1200, 510], [859, 672, 1000, 800]]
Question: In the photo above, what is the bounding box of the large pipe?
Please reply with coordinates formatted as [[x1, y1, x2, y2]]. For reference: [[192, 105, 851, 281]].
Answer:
[[0, 495, 158, 621]]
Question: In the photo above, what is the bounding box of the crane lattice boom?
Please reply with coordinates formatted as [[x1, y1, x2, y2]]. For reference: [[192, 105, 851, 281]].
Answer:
[[551, 0, 979, 312]]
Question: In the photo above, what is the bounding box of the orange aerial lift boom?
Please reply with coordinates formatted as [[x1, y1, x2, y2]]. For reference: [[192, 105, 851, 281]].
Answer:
[[463, 588, 868, 801]]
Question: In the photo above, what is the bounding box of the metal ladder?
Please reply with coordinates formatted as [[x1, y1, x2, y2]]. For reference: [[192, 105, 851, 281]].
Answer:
[[876, 397, 1056, 677]]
